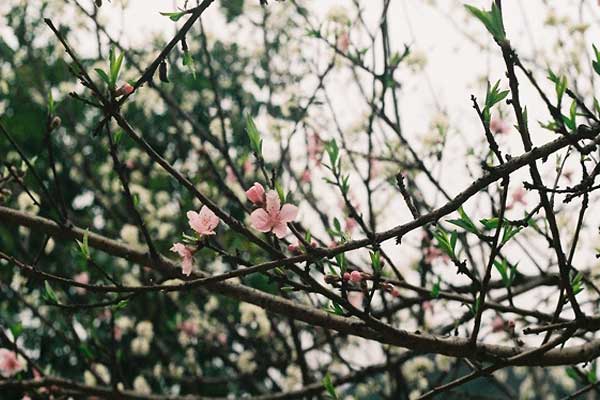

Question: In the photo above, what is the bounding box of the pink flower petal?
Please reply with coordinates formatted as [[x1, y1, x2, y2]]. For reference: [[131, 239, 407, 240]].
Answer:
[[265, 190, 281, 216], [250, 209, 272, 232], [271, 222, 288, 238], [279, 204, 298, 223], [181, 255, 193, 276]]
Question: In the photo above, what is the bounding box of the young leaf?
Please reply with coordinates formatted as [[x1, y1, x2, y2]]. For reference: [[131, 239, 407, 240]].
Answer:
[[431, 277, 441, 298], [44, 281, 58, 304], [464, 3, 506, 41], [245, 114, 263, 155], [447, 207, 479, 235], [159, 11, 186, 21], [95, 68, 110, 85], [322, 372, 338, 400]]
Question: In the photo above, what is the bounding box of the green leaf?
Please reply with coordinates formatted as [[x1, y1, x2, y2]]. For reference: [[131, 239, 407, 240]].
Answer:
[[47, 92, 55, 115], [448, 207, 479, 235], [245, 114, 263, 155], [464, 3, 506, 41], [183, 51, 196, 79], [95, 68, 110, 85], [431, 277, 441, 298], [593, 45, 600, 76], [44, 281, 58, 304], [480, 217, 499, 230], [112, 299, 129, 311], [113, 130, 123, 145], [370, 251, 382, 273], [109, 47, 124, 87], [79, 344, 94, 359], [159, 11, 186, 21], [325, 139, 340, 170], [501, 224, 522, 245], [10, 322, 23, 339], [322, 372, 338, 400]]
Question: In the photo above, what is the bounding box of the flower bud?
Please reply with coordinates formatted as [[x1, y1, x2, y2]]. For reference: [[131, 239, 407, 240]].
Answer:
[[49, 116, 61, 131], [245, 182, 266, 205], [115, 83, 134, 97], [342, 272, 351, 282], [349, 270, 362, 283]]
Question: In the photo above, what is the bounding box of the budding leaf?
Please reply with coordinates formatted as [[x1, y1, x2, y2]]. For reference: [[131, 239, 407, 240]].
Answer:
[[464, 3, 506, 42], [322, 372, 338, 400], [245, 114, 263, 156], [160, 11, 186, 21], [44, 281, 58, 304], [95, 68, 110, 86]]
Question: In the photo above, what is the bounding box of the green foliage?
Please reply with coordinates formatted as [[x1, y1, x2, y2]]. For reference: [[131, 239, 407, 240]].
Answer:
[[592, 45, 600, 76], [493, 258, 518, 287], [322, 372, 339, 400], [159, 11, 187, 21], [447, 207, 479, 235], [432, 226, 457, 259], [245, 114, 263, 156], [464, 2, 506, 41], [482, 80, 509, 123]]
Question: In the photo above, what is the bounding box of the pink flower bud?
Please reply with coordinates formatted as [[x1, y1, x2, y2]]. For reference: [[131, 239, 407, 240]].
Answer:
[[50, 116, 61, 131], [390, 287, 400, 298], [492, 317, 504, 333], [301, 169, 312, 183], [115, 83, 134, 97], [342, 272, 351, 281], [245, 182, 266, 205], [288, 243, 300, 253], [349, 270, 362, 283]]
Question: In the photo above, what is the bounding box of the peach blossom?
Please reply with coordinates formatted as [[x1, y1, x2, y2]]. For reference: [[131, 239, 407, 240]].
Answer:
[[250, 190, 298, 238], [245, 182, 265, 205], [187, 206, 219, 236], [170, 242, 194, 276], [0, 348, 24, 377]]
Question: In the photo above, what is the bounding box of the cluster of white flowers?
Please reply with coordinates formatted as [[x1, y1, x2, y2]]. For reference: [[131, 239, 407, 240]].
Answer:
[[131, 320, 154, 356], [236, 350, 257, 374], [133, 375, 152, 394], [17, 191, 39, 214], [239, 303, 271, 337]]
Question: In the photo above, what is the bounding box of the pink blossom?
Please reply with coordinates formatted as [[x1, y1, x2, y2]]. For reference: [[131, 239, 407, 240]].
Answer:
[[288, 243, 300, 253], [115, 83, 134, 97], [342, 272, 351, 281], [178, 320, 199, 337], [424, 246, 448, 264], [0, 348, 24, 378], [348, 291, 363, 308], [250, 190, 298, 238], [337, 32, 350, 52], [423, 301, 433, 313], [243, 159, 253, 175], [187, 206, 220, 236], [170, 242, 194, 276], [511, 187, 527, 205], [114, 326, 123, 341], [73, 272, 89, 294], [492, 316, 504, 332], [490, 118, 510, 135], [301, 169, 312, 183], [307, 132, 324, 164], [345, 217, 357, 233], [217, 332, 228, 345], [349, 270, 362, 283], [225, 166, 236, 184], [245, 182, 266, 205], [390, 286, 400, 298]]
